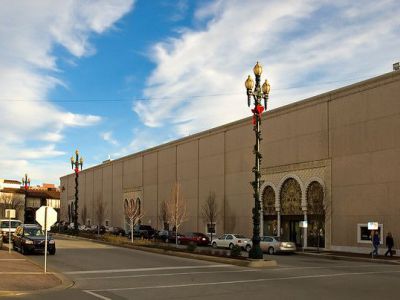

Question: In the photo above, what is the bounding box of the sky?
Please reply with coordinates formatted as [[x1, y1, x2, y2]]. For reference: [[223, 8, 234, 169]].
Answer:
[[0, 0, 399, 186]]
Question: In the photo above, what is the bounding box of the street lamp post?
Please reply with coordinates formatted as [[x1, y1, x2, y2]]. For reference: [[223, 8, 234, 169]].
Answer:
[[245, 62, 271, 259], [21, 173, 30, 223], [71, 150, 83, 233]]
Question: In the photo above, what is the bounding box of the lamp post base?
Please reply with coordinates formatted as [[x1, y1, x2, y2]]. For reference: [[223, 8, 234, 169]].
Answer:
[[249, 246, 264, 259]]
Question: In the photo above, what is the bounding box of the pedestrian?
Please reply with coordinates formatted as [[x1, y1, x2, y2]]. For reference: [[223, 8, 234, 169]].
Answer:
[[384, 232, 394, 257], [371, 231, 380, 257]]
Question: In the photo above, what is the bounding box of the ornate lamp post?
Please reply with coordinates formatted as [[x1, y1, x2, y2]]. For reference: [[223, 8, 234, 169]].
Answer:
[[21, 173, 30, 223], [71, 150, 83, 233], [245, 62, 271, 259]]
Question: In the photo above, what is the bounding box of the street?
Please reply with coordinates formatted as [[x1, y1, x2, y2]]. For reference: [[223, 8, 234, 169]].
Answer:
[[18, 237, 400, 300]]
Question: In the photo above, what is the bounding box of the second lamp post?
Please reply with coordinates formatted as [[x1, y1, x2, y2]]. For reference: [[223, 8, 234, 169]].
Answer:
[[71, 150, 83, 233], [245, 62, 270, 259]]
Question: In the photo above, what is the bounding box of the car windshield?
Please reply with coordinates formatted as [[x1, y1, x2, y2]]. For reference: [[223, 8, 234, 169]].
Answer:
[[0, 221, 21, 228], [24, 228, 44, 236]]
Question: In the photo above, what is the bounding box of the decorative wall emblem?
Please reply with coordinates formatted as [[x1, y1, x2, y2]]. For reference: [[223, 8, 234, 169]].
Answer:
[[262, 186, 275, 215], [280, 178, 302, 215]]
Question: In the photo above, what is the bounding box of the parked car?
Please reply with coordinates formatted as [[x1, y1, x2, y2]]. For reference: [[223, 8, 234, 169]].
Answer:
[[211, 234, 252, 251], [12, 224, 56, 255], [128, 225, 157, 239], [0, 219, 22, 242], [260, 236, 296, 254], [179, 232, 210, 246], [106, 226, 126, 236]]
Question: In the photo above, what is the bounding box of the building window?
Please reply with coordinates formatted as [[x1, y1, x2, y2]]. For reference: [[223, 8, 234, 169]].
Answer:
[[357, 223, 383, 244], [87, 219, 91, 226], [105, 220, 109, 227]]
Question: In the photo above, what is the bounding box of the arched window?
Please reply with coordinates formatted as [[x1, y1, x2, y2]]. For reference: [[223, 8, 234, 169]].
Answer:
[[262, 186, 275, 215], [306, 181, 325, 248], [280, 178, 302, 215]]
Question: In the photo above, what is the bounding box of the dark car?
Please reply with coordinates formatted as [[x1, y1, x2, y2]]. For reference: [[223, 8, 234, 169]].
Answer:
[[12, 224, 56, 255], [128, 225, 157, 239], [179, 232, 210, 246], [107, 226, 126, 236]]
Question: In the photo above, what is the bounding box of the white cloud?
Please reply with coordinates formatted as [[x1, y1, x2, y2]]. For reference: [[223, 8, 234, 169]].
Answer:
[[101, 131, 119, 146], [134, 0, 400, 138], [0, 0, 134, 184]]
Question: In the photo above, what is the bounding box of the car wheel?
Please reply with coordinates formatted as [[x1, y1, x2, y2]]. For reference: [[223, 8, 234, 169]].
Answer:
[[212, 242, 218, 248], [49, 248, 56, 255], [268, 247, 275, 255], [229, 243, 234, 250], [245, 244, 251, 252]]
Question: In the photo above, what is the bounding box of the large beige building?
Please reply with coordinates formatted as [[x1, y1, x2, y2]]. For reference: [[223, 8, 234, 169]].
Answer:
[[60, 69, 400, 254]]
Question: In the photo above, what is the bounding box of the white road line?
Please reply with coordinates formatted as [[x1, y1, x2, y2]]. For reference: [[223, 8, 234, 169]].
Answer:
[[65, 264, 234, 275], [85, 270, 400, 293], [75, 269, 256, 280], [272, 264, 396, 271], [84, 290, 111, 300], [0, 272, 54, 275]]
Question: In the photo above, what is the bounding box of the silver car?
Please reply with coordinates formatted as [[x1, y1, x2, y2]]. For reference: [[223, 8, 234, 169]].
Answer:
[[260, 236, 296, 254], [211, 234, 252, 251]]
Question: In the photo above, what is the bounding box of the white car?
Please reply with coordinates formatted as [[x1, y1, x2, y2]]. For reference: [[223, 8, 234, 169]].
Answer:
[[211, 234, 252, 251], [260, 236, 296, 254], [0, 219, 22, 242]]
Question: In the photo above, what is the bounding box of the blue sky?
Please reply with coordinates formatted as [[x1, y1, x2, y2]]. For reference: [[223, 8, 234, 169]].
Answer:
[[1, 0, 399, 185]]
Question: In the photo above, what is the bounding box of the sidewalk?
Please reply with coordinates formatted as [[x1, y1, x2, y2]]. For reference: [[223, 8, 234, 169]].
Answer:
[[0, 245, 65, 297], [297, 249, 400, 265]]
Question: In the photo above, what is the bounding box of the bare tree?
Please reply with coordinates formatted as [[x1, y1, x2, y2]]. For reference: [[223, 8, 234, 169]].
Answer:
[[166, 183, 187, 246], [159, 201, 169, 230], [124, 198, 144, 243], [81, 204, 88, 226], [96, 198, 105, 236], [0, 193, 24, 218], [202, 192, 219, 242]]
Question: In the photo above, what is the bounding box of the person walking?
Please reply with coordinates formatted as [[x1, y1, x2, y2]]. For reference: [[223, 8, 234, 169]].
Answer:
[[371, 231, 380, 257], [385, 232, 394, 257]]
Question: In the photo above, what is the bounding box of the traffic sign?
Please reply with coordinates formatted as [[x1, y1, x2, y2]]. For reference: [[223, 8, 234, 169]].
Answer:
[[5, 209, 15, 219], [36, 206, 58, 231]]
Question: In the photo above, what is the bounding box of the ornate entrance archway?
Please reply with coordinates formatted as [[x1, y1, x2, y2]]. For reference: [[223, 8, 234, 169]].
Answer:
[[262, 186, 277, 236], [306, 181, 325, 248], [280, 178, 302, 245]]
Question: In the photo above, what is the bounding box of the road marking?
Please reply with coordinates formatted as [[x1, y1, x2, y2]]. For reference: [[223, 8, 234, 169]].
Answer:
[[65, 264, 234, 275], [85, 269, 400, 294], [75, 269, 256, 280], [84, 290, 112, 300], [0, 272, 54, 275]]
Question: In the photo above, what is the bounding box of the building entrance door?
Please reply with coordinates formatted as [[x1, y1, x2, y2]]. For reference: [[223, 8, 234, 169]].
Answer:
[[281, 216, 302, 246]]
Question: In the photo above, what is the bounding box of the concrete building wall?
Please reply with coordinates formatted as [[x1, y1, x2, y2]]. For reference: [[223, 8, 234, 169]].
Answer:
[[60, 70, 400, 254]]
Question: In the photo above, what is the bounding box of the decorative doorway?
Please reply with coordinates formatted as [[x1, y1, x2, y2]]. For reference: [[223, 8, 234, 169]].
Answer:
[[262, 186, 277, 236], [280, 178, 303, 245], [306, 181, 325, 248]]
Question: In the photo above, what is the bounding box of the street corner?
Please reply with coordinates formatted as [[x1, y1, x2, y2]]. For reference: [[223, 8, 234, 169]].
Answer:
[[0, 249, 65, 296]]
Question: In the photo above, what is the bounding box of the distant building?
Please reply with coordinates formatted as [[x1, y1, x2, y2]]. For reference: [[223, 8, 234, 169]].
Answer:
[[61, 69, 400, 254], [0, 179, 60, 223]]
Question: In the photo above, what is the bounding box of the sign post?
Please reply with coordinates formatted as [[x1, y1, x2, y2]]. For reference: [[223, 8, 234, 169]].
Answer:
[[5, 209, 16, 254], [35, 206, 57, 274]]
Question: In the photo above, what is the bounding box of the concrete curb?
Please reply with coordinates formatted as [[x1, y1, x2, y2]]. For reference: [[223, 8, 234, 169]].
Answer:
[[54, 233, 278, 268], [297, 251, 400, 265], [0, 248, 74, 298]]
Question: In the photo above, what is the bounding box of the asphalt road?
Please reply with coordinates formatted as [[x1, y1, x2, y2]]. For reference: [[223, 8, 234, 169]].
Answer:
[[16, 237, 400, 300]]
